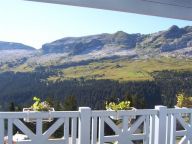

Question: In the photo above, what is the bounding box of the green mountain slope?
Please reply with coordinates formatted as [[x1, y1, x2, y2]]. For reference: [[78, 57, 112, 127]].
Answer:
[[2, 56, 192, 81], [1, 26, 192, 110], [45, 57, 192, 81]]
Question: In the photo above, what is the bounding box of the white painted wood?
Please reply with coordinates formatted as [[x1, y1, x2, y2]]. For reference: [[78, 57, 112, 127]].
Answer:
[[176, 114, 192, 143], [118, 109, 158, 116], [170, 114, 176, 144], [26, 0, 192, 21], [0, 111, 79, 119], [176, 114, 192, 133], [179, 136, 188, 144], [176, 130, 187, 137], [92, 109, 158, 117], [104, 117, 120, 134], [168, 110, 192, 144], [0, 119, 4, 144], [93, 109, 158, 117], [16, 140, 33, 144], [154, 106, 167, 144], [36, 118, 43, 136], [96, 110, 158, 143], [149, 115, 155, 144], [128, 116, 145, 134], [43, 118, 64, 139], [78, 107, 91, 144], [190, 112, 192, 127], [129, 133, 146, 140], [118, 130, 129, 144], [122, 116, 128, 132], [144, 115, 150, 144], [64, 117, 69, 144], [167, 108, 192, 114], [91, 116, 97, 144], [71, 117, 77, 144], [4, 106, 192, 144], [189, 113, 192, 143], [98, 117, 104, 144], [103, 135, 118, 142], [13, 119, 35, 139], [8, 119, 13, 144], [166, 114, 171, 144]]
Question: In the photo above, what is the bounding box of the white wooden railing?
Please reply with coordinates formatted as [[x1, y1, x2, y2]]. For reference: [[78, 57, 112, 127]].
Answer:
[[1, 106, 192, 144]]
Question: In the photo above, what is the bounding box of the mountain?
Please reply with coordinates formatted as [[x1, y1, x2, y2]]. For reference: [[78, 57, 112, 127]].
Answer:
[[0, 41, 35, 50], [0, 42, 36, 68], [42, 25, 192, 53], [1, 25, 192, 71], [41, 25, 192, 59], [1, 26, 192, 110], [137, 25, 192, 52], [42, 31, 142, 54]]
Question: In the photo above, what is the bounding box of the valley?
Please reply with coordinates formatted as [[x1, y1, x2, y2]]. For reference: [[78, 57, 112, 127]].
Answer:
[[1, 25, 192, 111]]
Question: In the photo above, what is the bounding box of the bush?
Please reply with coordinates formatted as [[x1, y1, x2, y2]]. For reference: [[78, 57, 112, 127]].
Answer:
[[176, 93, 192, 108], [105, 100, 131, 111]]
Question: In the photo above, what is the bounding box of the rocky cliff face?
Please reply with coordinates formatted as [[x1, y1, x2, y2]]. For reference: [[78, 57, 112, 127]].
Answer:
[[41, 25, 192, 57], [1, 25, 192, 67], [137, 25, 192, 53], [41, 31, 143, 54]]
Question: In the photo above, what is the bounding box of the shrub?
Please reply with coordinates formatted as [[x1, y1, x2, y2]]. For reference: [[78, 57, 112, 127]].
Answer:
[[176, 93, 192, 108], [31, 96, 52, 111], [105, 100, 131, 111]]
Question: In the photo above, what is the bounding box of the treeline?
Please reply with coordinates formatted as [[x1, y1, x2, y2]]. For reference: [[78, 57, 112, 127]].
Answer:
[[0, 70, 192, 111], [152, 70, 192, 107]]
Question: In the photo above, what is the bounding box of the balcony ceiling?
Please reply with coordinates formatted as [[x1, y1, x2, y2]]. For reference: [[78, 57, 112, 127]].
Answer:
[[26, 0, 192, 21]]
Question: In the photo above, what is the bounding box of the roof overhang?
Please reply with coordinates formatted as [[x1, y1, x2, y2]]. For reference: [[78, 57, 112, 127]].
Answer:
[[26, 0, 192, 21]]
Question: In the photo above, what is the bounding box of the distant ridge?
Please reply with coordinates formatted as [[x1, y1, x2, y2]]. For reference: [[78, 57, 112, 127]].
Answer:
[[0, 41, 35, 51], [41, 25, 192, 55], [1, 25, 192, 67]]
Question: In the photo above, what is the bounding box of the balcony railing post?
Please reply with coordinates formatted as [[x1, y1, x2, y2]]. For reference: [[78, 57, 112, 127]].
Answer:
[[78, 107, 91, 144], [154, 105, 167, 144], [0, 119, 4, 144]]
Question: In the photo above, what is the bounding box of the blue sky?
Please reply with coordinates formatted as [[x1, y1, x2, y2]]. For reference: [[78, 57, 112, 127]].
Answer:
[[0, 0, 192, 49]]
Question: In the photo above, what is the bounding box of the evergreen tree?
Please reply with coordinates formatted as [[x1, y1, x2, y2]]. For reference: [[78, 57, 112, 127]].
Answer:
[[9, 102, 15, 112], [63, 96, 77, 111]]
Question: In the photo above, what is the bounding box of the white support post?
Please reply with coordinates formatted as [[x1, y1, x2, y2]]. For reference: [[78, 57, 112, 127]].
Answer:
[[36, 118, 43, 136], [170, 114, 176, 144], [0, 119, 4, 144], [64, 117, 69, 144], [92, 116, 98, 144], [78, 107, 91, 144], [149, 115, 155, 144], [98, 117, 104, 144], [144, 115, 150, 144], [8, 119, 13, 144], [154, 106, 167, 144]]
